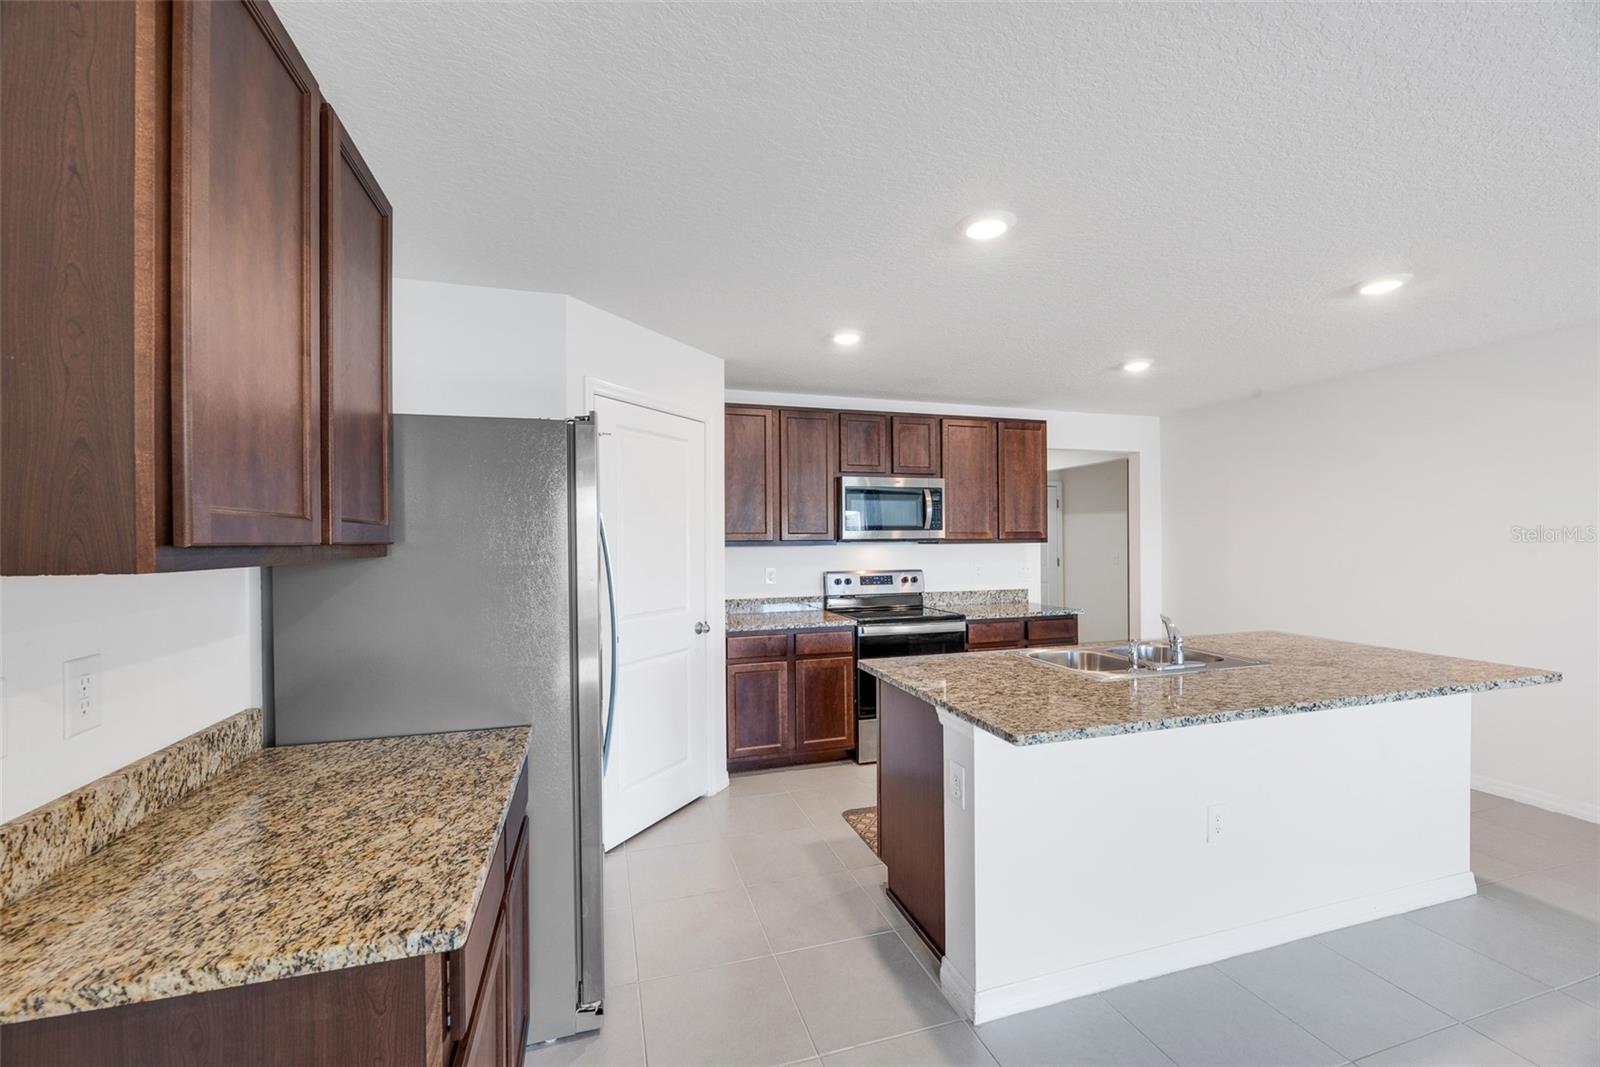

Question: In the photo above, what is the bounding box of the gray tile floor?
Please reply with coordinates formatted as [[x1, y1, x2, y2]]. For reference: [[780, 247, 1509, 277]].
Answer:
[[527, 763, 1600, 1067]]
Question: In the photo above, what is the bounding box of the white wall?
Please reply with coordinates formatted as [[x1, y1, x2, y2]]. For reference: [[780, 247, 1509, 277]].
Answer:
[[393, 279, 566, 418], [394, 280, 729, 794], [1163, 322, 1599, 820], [0, 571, 261, 820], [1062, 459, 1130, 643], [725, 389, 1163, 633]]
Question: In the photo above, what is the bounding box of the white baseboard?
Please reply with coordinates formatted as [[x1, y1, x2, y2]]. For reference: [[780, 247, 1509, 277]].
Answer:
[[969, 872, 1477, 1026], [939, 958, 976, 1019], [1472, 774, 1600, 824]]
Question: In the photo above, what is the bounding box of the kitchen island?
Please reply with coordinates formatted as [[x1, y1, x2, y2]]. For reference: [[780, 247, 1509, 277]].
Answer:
[[860, 632, 1560, 1025]]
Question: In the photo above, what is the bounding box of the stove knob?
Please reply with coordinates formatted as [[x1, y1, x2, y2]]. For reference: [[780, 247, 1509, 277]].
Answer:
[[832, 578, 842, 585], [901, 576, 910, 583], [911, 576, 919, 583], [844, 577, 853, 585]]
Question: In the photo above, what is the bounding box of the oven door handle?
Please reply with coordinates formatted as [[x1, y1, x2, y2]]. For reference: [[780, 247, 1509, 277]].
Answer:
[[857, 621, 969, 638]]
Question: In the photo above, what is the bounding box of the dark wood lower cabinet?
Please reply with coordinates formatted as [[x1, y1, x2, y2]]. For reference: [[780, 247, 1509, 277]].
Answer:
[[2, 763, 531, 1067], [794, 654, 855, 752], [966, 616, 1079, 651], [878, 683, 945, 956], [727, 660, 791, 761], [727, 629, 856, 771]]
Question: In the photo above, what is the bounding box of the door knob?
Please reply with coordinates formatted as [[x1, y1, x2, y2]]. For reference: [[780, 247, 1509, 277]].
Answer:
[[694, 621, 710, 635]]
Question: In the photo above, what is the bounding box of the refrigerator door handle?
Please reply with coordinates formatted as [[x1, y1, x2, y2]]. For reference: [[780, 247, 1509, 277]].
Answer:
[[599, 512, 619, 774]]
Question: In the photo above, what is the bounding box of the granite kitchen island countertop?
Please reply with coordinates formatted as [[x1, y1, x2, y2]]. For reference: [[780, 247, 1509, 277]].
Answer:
[[861, 631, 1559, 745], [0, 726, 531, 1024]]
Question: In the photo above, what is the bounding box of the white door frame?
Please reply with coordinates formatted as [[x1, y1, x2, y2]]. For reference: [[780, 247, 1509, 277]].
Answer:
[[583, 377, 725, 799]]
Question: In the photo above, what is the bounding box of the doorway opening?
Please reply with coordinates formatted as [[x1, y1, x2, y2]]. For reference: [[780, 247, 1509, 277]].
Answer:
[[1042, 450, 1132, 644]]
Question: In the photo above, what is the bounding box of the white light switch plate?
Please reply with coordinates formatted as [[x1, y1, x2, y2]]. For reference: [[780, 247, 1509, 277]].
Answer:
[[949, 760, 968, 810], [63, 655, 102, 738]]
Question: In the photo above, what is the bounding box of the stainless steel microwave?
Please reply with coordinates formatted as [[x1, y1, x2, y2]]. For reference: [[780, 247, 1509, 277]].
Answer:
[[839, 476, 945, 540]]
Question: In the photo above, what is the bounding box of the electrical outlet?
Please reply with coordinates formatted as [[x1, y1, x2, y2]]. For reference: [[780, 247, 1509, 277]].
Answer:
[[949, 760, 967, 810], [63, 655, 102, 738], [764, 567, 777, 586], [1206, 803, 1225, 843]]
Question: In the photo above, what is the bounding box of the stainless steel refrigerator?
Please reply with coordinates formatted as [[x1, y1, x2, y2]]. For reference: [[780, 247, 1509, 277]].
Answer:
[[269, 414, 608, 1046]]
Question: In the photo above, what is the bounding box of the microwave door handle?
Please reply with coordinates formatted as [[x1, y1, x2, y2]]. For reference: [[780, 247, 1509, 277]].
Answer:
[[923, 489, 934, 530]]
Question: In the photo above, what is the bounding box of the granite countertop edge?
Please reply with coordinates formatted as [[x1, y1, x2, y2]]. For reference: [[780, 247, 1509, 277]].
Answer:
[[725, 610, 857, 633], [1, 727, 533, 1026], [859, 644, 1562, 746]]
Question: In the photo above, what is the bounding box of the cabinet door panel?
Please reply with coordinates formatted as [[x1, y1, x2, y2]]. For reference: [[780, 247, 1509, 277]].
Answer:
[[322, 105, 392, 544], [891, 416, 940, 476], [455, 911, 506, 1067], [997, 420, 1047, 541], [725, 406, 779, 541], [779, 409, 836, 540], [838, 412, 888, 474], [172, 0, 320, 545], [794, 654, 855, 753], [727, 660, 790, 760], [940, 418, 997, 541], [506, 819, 530, 1060], [967, 619, 1025, 650]]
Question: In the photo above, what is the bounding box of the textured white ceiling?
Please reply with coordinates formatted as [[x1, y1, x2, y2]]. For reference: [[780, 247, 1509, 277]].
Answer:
[[278, 1, 1598, 414]]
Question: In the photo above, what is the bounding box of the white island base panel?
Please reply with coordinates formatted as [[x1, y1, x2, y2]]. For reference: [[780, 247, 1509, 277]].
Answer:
[[935, 692, 1475, 1025]]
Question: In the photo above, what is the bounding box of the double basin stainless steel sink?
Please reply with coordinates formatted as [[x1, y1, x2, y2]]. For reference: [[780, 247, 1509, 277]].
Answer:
[[1026, 642, 1266, 680]]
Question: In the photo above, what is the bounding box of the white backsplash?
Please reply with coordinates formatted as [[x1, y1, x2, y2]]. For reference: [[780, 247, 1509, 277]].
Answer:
[[725, 541, 1041, 600]]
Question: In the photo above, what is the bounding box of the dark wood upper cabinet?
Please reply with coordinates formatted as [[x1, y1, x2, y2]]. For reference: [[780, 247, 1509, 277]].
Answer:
[[891, 415, 941, 476], [838, 412, 889, 474], [321, 105, 393, 545], [997, 419, 1048, 541], [940, 418, 998, 541], [0, 0, 390, 574], [725, 405, 781, 541], [172, 0, 322, 547], [779, 408, 837, 540]]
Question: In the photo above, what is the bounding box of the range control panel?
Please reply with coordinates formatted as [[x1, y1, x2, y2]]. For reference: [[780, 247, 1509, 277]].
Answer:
[[823, 569, 925, 592]]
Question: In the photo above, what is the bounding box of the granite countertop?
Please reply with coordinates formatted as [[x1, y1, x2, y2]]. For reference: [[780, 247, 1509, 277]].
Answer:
[[727, 608, 856, 633], [860, 631, 1560, 746], [954, 601, 1082, 622], [0, 727, 531, 1024]]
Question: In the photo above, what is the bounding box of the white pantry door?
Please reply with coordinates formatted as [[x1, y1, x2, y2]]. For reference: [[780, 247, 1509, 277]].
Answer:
[[596, 395, 709, 849]]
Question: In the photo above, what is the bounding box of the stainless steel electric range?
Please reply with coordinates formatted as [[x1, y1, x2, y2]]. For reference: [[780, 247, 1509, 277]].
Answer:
[[822, 569, 967, 764]]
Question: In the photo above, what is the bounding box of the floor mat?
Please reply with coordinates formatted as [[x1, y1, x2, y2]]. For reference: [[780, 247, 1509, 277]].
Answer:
[[841, 806, 879, 856]]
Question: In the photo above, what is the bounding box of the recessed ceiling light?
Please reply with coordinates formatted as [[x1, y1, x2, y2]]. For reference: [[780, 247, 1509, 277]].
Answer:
[[1357, 273, 1413, 296], [1122, 358, 1153, 374], [831, 330, 862, 347], [961, 210, 1016, 241]]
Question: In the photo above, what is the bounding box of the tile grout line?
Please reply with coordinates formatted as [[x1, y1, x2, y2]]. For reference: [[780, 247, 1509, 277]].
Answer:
[[1208, 963, 1350, 1060], [1091, 993, 1181, 1067], [816, 1019, 979, 1062], [745, 784, 824, 1067], [1315, 921, 1561, 1024], [624, 852, 651, 1067], [1395, 896, 1593, 990]]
